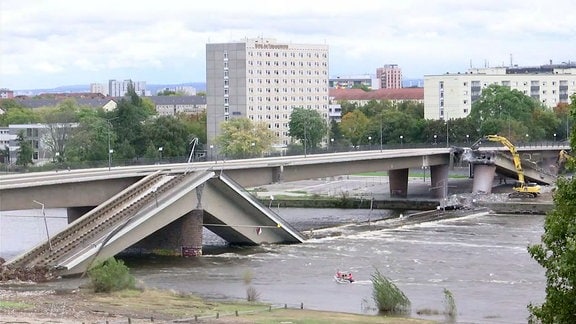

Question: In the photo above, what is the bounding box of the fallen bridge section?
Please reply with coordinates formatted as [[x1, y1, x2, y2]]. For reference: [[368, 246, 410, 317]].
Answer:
[[461, 148, 557, 194], [7, 170, 304, 277]]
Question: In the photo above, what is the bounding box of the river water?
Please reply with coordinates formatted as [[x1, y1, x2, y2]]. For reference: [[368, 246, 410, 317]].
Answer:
[[0, 207, 545, 323]]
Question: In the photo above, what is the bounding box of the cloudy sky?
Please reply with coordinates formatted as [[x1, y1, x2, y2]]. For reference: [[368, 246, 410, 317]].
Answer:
[[2, 0, 575, 90]]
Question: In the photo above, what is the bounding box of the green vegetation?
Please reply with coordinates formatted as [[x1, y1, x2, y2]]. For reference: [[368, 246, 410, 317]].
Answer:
[[1, 82, 571, 172], [289, 107, 328, 153], [87, 257, 136, 293], [371, 268, 411, 315], [443, 288, 457, 322], [0, 301, 31, 310], [215, 117, 275, 159], [527, 93, 576, 323]]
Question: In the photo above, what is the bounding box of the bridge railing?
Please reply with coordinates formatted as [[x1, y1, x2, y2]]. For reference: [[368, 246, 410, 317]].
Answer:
[[0, 140, 569, 175]]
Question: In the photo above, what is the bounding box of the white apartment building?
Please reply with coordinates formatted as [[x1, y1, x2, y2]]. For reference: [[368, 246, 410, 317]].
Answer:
[[206, 37, 329, 147], [90, 83, 109, 96], [108, 79, 148, 97], [424, 63, 576, 120]]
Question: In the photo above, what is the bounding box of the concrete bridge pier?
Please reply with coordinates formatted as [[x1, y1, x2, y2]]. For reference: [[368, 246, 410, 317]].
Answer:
[[180, 209, 203, 257], [430, 164, 449, 199], [389, 168, 409, 198], [472, 164, 496, 194]]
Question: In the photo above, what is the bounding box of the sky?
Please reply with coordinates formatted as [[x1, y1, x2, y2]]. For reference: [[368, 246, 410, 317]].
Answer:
[[2, 0, 575, 90]]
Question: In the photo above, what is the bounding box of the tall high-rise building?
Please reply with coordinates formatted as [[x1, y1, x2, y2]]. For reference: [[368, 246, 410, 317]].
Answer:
[[90, 83, 108, 96], [376, 64, 402, 89], [206, 37, 329, 147], [108, 79, 147, 97]]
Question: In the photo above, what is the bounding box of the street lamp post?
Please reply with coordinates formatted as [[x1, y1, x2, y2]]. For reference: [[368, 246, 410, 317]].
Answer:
[[210, 144, 214, 163], [105, 117, 118, 171], [400, 135, 403, 147], [108, 148, 113, 170], [158, 147, 163, 163], [251, 142, 255, 158], [379, 118, 383, 152], [368, 136, 372, 150], [33, 200, 52, 251], [553, 133, 557, 144], [434, 134, 437, 145], [330, 138, 334, 152], [466, 134, 470, 145], [525, 134, 529, 145]]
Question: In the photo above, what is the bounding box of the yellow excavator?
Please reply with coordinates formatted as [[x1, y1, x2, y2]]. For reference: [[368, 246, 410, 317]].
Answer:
[[471, 135, 541, 198]]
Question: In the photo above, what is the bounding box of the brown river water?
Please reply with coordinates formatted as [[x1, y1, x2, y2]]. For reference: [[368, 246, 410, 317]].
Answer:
[[1, 207, 545, 323]]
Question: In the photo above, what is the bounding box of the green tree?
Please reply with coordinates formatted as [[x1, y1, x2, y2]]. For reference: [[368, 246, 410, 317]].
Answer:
[[340, 110, 369, 146], [215, 118, 274, 159], [66, 114, 111, 164], [2, 107, 41, 125], [288, 108, 327, 152], [142, 116, 193, 160], [527, 94, 576, 323], [38, 99, 80, 161], [15, 130, 33, 167], [110, 84, 153, 159], [468, 84, 552, 141]]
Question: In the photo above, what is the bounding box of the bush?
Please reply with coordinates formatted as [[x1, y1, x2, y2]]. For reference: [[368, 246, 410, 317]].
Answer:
[[443, 288, 457, 322], [88, 257, 136, 293], [371, 269, 411, 314]]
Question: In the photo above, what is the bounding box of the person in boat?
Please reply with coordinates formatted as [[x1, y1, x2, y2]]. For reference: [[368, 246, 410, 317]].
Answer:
[[348, 272, 354, 282]]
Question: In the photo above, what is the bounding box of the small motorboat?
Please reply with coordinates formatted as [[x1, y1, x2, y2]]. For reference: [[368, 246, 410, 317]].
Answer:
[[334, 270, 354, 283]]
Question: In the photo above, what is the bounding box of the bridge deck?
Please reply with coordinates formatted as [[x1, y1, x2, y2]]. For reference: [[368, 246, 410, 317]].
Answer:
[[7, 171, 304, 276]]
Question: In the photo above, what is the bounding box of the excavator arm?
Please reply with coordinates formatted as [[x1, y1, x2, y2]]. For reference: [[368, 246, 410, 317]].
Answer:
[[471, 134, 540, 198], [483, 135, 525, 184]]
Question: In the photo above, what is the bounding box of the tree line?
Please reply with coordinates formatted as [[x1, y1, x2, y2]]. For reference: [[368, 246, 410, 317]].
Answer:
[[0, 84, 573, 167]]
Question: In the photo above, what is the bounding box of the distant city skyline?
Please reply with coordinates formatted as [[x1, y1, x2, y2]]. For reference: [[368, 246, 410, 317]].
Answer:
[[3, 0, 575, 90]]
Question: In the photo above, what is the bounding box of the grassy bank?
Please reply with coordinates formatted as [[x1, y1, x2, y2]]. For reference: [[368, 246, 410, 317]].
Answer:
[[0, 288, 435, 323]]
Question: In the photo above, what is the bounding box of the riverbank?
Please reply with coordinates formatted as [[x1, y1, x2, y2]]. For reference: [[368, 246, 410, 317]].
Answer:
[[250, 174, 555, 214], [0, 286, 435, 323]]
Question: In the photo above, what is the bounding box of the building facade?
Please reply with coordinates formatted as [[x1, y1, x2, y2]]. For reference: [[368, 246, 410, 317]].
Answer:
[[329, 74, 378, 89], [151, 96, 207, 116], [0, 88, 14, 99], [206, 37, 329, 147], [108, 79, 148, 97], [90, 83, 109, 96], [376, 64, 402, 89], [424, 63, 576, 120]]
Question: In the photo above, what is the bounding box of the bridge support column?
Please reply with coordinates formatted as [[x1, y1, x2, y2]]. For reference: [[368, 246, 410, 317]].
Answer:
[[66, 206, 94, 223], [389, 168, 409, 198], [430, 164, 449, 199], [472, 164, 496, 194], [180, 209, 203, 257], [272, 165, 284, 183]]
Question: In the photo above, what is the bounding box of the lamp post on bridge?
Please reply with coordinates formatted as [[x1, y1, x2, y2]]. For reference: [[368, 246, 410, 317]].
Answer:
[[400, 135, 403, 148]]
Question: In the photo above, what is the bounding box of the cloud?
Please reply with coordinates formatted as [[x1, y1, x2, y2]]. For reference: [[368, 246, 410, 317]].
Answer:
[[2, 0, 576, 89]]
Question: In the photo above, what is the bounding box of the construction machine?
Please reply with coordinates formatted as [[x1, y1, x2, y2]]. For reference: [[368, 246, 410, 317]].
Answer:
[[471, 135, 541, 198]]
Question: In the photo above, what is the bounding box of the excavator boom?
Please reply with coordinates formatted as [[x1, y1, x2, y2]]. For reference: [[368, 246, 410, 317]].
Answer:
[[472, 135, 540, 198]]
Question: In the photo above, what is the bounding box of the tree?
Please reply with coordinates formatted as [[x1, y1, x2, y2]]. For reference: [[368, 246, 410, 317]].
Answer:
[[110, 84, 153, 159], [15, 130, 33, 168], [142, 116, 193, 160], [215, 118, 274, 159], [468, 84, 551, 141], [66, 114, 111, 164], [38, 99, 80, 161], [288, 108, 327, 152], [527, 94, 576, 323], [340, 110, 369, 146]]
